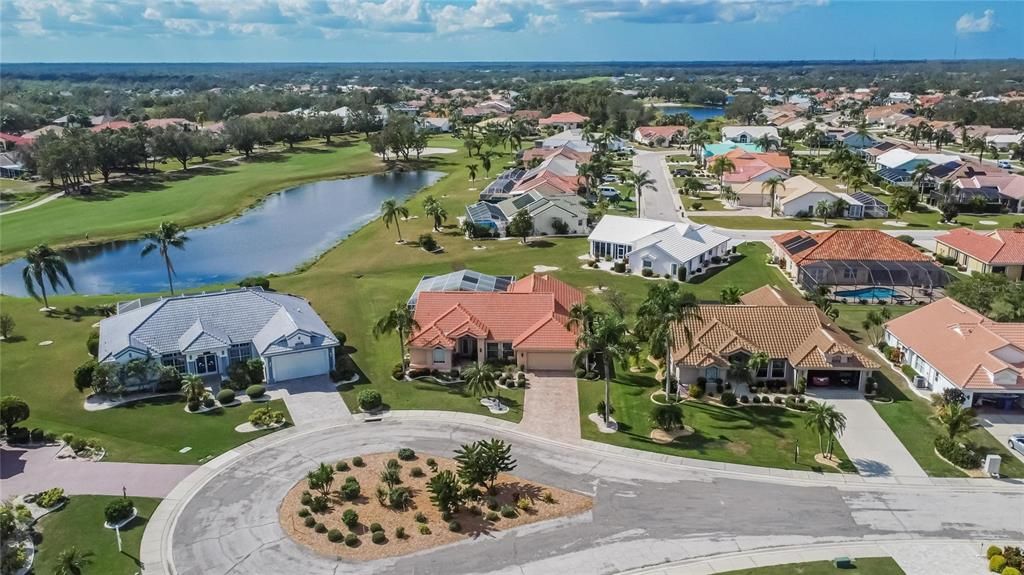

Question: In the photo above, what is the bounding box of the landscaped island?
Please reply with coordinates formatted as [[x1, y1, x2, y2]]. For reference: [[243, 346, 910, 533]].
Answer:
[[278, 443, 591, 560]]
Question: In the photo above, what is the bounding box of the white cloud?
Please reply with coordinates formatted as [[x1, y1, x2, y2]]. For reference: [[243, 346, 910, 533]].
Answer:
[[956, 9, 995, 35], [541, 0, 826, 25]]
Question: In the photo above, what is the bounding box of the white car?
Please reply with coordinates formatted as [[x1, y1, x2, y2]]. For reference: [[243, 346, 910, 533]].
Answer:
[[997, 160, 1013, 169], [1009, 434, 1024, 455], [602, 174, 620, 183]]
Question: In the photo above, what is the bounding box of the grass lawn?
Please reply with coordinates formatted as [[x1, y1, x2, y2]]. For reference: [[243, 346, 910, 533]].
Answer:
[[33, 495, 160, 575], [686, 192, 726, 211], [690, 212, 1024, 231], [833, 303, 1024, 478], [0, 135, 382, 258], [0, 295, 292, 463], [717, 557, 905, 575], [578, 370, 855, 472]]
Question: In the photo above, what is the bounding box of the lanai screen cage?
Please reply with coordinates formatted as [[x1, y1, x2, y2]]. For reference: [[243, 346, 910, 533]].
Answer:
[[798, 259, 949, 304]]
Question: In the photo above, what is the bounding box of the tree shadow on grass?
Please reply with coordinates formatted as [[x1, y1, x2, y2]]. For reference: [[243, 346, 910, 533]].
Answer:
[[526, 240, 555, 248], [688, 253, 746, 285]]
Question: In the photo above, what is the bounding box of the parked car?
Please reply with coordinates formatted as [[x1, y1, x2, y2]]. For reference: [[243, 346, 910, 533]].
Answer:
[[996, 160, 1012, 169], [602, 174, 619, 183], [1009, 434, 1024, 455], [672, 168, 692, 177]]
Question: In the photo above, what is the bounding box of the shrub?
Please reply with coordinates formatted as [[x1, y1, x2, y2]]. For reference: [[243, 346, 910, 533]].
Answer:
[[418, 524, 431, 535], [36, 487, 65, 508], [410, 466, 424, 477], [677, 267, 687, 281], [752, 395, 762, 404], [715, 381, 724, 394], [104, 498, 135, 524], [441, 511, 453, 522], [542, 492, 556, 504], [248, 406, 285, 427], [739, 395, 749, 404], [1004, 546, 1023, 569], [216, 389, 236, 404], [398, 448, 416, 461], [335, 460, 349, 472], [345, 533, 359, 546], [486, 497, 500, 511], [202, 396, 216, 409], [500, 505, 517, 518], [613, 261, 626, 273], [486, 511, 500, 521], [426, 458, 437, 471], [372, 530, 387, 544], [327, 528, 343, 542], [370, 522, 383, 533], [245, 384, 266, 399], [297, 508, 310, 518], [641, 268, 654, 277], [86, 330, 99, 357], [238, 275, 271, 289], [357, 389, 383, 411], [988, 546, 1003, 559], [187, 400, 200, 412], [419, 233, 439, 252], [448, 520, 461, 532], [516, 497, 531, 511], [935, 437, 982, 469], [341, 509, 359, 527], [389, 486, 412, 510], [688, 385, 705, 399], [74, 360, 97, 392], [990, 556, 1007, 573], [353, 456, 365, 467], [304, 516, 316, 528], [721, 392, 737, 406], [774, 396, 785, 405], [1002, 568, 1020, 575], [414, 511, 428, 523], [308, 495, 329, 513], [596, 401, 615, 421], [340, 477, 361, 500], [395, 526, 406, 539], [300, 491, 313, 505]]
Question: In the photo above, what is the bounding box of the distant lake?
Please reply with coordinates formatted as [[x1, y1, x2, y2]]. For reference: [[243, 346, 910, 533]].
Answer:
[[649, 104, 725, 122], [0, 171, 444, 296]]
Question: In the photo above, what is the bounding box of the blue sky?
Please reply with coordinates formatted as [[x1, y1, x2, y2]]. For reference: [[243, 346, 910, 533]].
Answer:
[[1, 1, 1020, 63]]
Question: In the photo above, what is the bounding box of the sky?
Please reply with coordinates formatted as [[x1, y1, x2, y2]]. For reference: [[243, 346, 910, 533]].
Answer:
[[1, 0, 1021, 63]]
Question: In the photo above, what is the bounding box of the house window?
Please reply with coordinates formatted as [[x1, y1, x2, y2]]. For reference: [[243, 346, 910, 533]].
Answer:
[[161, 353, 186, 372], [756, 363, 768, 378], [706, 367, 719, 380], [770, 360, 786, 379], [993, 266, 1006, 274], [642, 259, 653, 269], [501, 343, 514, 361], [432, 348, 446, 364], [486, 342, 499, 360], [671, 263, 678, 275], [229, 343, 253, 363]]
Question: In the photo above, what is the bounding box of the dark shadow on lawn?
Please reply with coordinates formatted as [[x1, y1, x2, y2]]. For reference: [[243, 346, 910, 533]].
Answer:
[[688, 253, 746, 285], [526, 240, 555, 248]]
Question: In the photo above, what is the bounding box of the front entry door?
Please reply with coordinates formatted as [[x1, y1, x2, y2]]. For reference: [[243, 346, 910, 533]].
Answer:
[[195, 353, 218, 375]]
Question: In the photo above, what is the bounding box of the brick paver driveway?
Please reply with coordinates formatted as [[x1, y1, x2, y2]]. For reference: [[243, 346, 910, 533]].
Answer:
[[519, 371, 580, 442]]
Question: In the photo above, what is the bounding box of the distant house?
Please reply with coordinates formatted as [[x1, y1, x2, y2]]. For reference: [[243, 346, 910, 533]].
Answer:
[[940, 165, 1024, 213], [91, 121, 134, 133], [407, 274, 583, 372], [703, 141, 762, 158], [633, 126, 688, 147], [670, 285, 878, 391], [733, 175, 877, 218], [420, 117, 451, 133], [711, 149, 791, 185], [537, 128, 626, 152], [986, 133, 1024, 150], [588, 215, 731, 279], [934, 228, 1024, 280], [885, 92, 914, 104], [721, 126, 780, 144], [97, 288, 339, 388], [142, 118, 198, 130], [539, 112, 589, 130], [840, 131, 879, 150], [466, 191, 590, 238]]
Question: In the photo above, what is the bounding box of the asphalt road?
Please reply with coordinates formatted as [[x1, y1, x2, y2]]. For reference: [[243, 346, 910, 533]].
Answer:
[[169, 419, 1024, 575], [634, 150, 683, 222]]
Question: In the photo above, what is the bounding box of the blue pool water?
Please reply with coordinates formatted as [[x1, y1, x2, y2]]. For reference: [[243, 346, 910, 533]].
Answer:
[[834, 287, 902, 300]]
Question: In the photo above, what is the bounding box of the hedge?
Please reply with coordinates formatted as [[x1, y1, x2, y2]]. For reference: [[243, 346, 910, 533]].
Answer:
[[935, 437, 982, 469]]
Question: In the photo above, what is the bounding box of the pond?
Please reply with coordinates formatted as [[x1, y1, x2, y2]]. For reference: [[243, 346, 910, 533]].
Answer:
[[0, 171, 444, 296], [648, 104, 725, 122]]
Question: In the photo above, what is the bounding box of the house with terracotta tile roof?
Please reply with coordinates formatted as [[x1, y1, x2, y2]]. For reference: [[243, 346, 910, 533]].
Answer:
[[772, 230, 948, 296], [632, 126, 688, 147], [711, 149, 791, 185], [407, 274, 583, 372], [938, 164, 1024, 213], [935, 228, 1024, 280], [539, 112, 589, 130], [670, 286, 878, 391], [884, 298, 1024, 407]]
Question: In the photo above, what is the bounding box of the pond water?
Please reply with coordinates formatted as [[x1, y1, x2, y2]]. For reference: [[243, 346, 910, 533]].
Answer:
[[0, 170, 444, 296], [649, 104, 725, 122]]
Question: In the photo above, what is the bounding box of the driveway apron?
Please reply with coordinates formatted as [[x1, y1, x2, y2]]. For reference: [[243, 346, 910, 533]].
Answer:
[[276, 375, 353, 427]]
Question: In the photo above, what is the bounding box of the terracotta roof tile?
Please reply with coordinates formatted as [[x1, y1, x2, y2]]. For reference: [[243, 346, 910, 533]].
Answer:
[[936, 228, 1024, 265], [773, 229, 932, 263]]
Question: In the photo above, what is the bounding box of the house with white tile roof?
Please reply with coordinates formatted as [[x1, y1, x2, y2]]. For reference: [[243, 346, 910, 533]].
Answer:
[[588, 215, 731, 279], [98, 288, 339, 388]]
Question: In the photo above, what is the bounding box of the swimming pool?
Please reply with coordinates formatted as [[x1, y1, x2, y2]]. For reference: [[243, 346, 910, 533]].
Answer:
[[834, 287, 903, 300]]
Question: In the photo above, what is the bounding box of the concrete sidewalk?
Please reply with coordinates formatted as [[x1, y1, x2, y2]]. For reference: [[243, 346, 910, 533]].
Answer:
[[810, 388, 927, 478]]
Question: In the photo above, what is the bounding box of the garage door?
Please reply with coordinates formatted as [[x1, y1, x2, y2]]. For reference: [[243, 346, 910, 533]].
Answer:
[[272, 350, 329, 382], [525, 352, 573, 372]]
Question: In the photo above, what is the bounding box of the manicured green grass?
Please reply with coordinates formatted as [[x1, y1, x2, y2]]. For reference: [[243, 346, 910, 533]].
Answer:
[[33, 495, 160, 575], [690, 212, 1024, 231], [833, 303, 1024, 478], [1, 135, 382, 257], [578, 370, 854, 472], [686, 192, 726, 211], [716, 557, 905, 575], [0, 295, 292, 464]]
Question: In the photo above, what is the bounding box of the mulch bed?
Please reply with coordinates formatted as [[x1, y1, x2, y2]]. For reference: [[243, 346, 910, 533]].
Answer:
[[279, 452, 592, 561]]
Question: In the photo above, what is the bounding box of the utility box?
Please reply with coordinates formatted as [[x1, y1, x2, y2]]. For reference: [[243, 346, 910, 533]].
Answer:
[[984, 454, 1002, 478]]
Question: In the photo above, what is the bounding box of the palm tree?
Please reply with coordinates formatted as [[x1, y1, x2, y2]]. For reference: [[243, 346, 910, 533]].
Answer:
[[625, 169, 656, 218], [22, 244, 75, 310], [679, 176, 704, 197], [755, 134, 777, 152], [814, 200, 831, 225], [467, 164, 478, 181], [709, 156, 735, 188], [567, 301, 597, 370], [141, 221, 189, 295], [480, 151, 494, 176], [373, 303, 419, 370], [380, 199, 410, 243], [805, 401, 846, 459], [575, 312, 632, 425], [462, 363, 498, 400], [422, 196, 448, 232], [54, 546, 93, 575], [720, 285, 744, 304], [933, 403, 977, 440], [181, 374, 208, 404], [746, 351, 769, 385], [636, 283, 700, 398], [760, 176, 785, 216]]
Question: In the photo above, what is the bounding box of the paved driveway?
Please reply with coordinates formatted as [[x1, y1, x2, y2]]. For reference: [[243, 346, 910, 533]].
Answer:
[[519, 371, 580, 442], [0, 444, 196, 497], [276, 375, 353, 427], [978, 410, 1024, 464], [809, 388, 927, 478], [634, 151, 683, 222]]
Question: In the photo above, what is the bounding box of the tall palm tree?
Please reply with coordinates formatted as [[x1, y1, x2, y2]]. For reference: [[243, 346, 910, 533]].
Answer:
[[805, 401, 846, 459], [422, 196, 448, 231], [814, 200, 831, 225], [462, 363, 498, 400], [567, 302, 597, 370], [575, 312, 632, 425], [54, 546, 93, 575], [480, 151, 494, 176], [380, 199, 410, 243], [141, 221, 189, 295], [22, 244, 75, 310], [467, 164, 478, 181], [709, 156, 735, 188], [625, 169, 656, 218], [755, 134, 777, 152], [932, 403, 977, 440], [746, 351, 770, 385], [760, 176, 785, 216], [373, 303, 419, 370], [636, 283, 700, 398]]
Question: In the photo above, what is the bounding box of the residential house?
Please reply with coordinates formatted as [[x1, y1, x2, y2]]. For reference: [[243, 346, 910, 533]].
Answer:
[[885, 92, 914, 104], [633, 126, 688, 147], [407, 274, 583, 372], [407, 270, 515, 309], [539, 112, 589, 130], [720, 126, 780, 145], [734, 175, 874, 218], [465, 191, 590, 238], [537, 128, 626, 152], [884, 298, 1024, 408], [772, 229, 948, 293], [702, 141, 762, 158], [934, 228, 1024, 280], [670, 286, 878, 391], [938, 164, 1024, 213], [420, 117, 452, 133], [97, 288, 340, 388], [840, 131, 879, 151], [712, 149, 791, 185], [588, 215, 731, 279], [874, 148, 962, 188], [986, 133, 1024, 151]]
